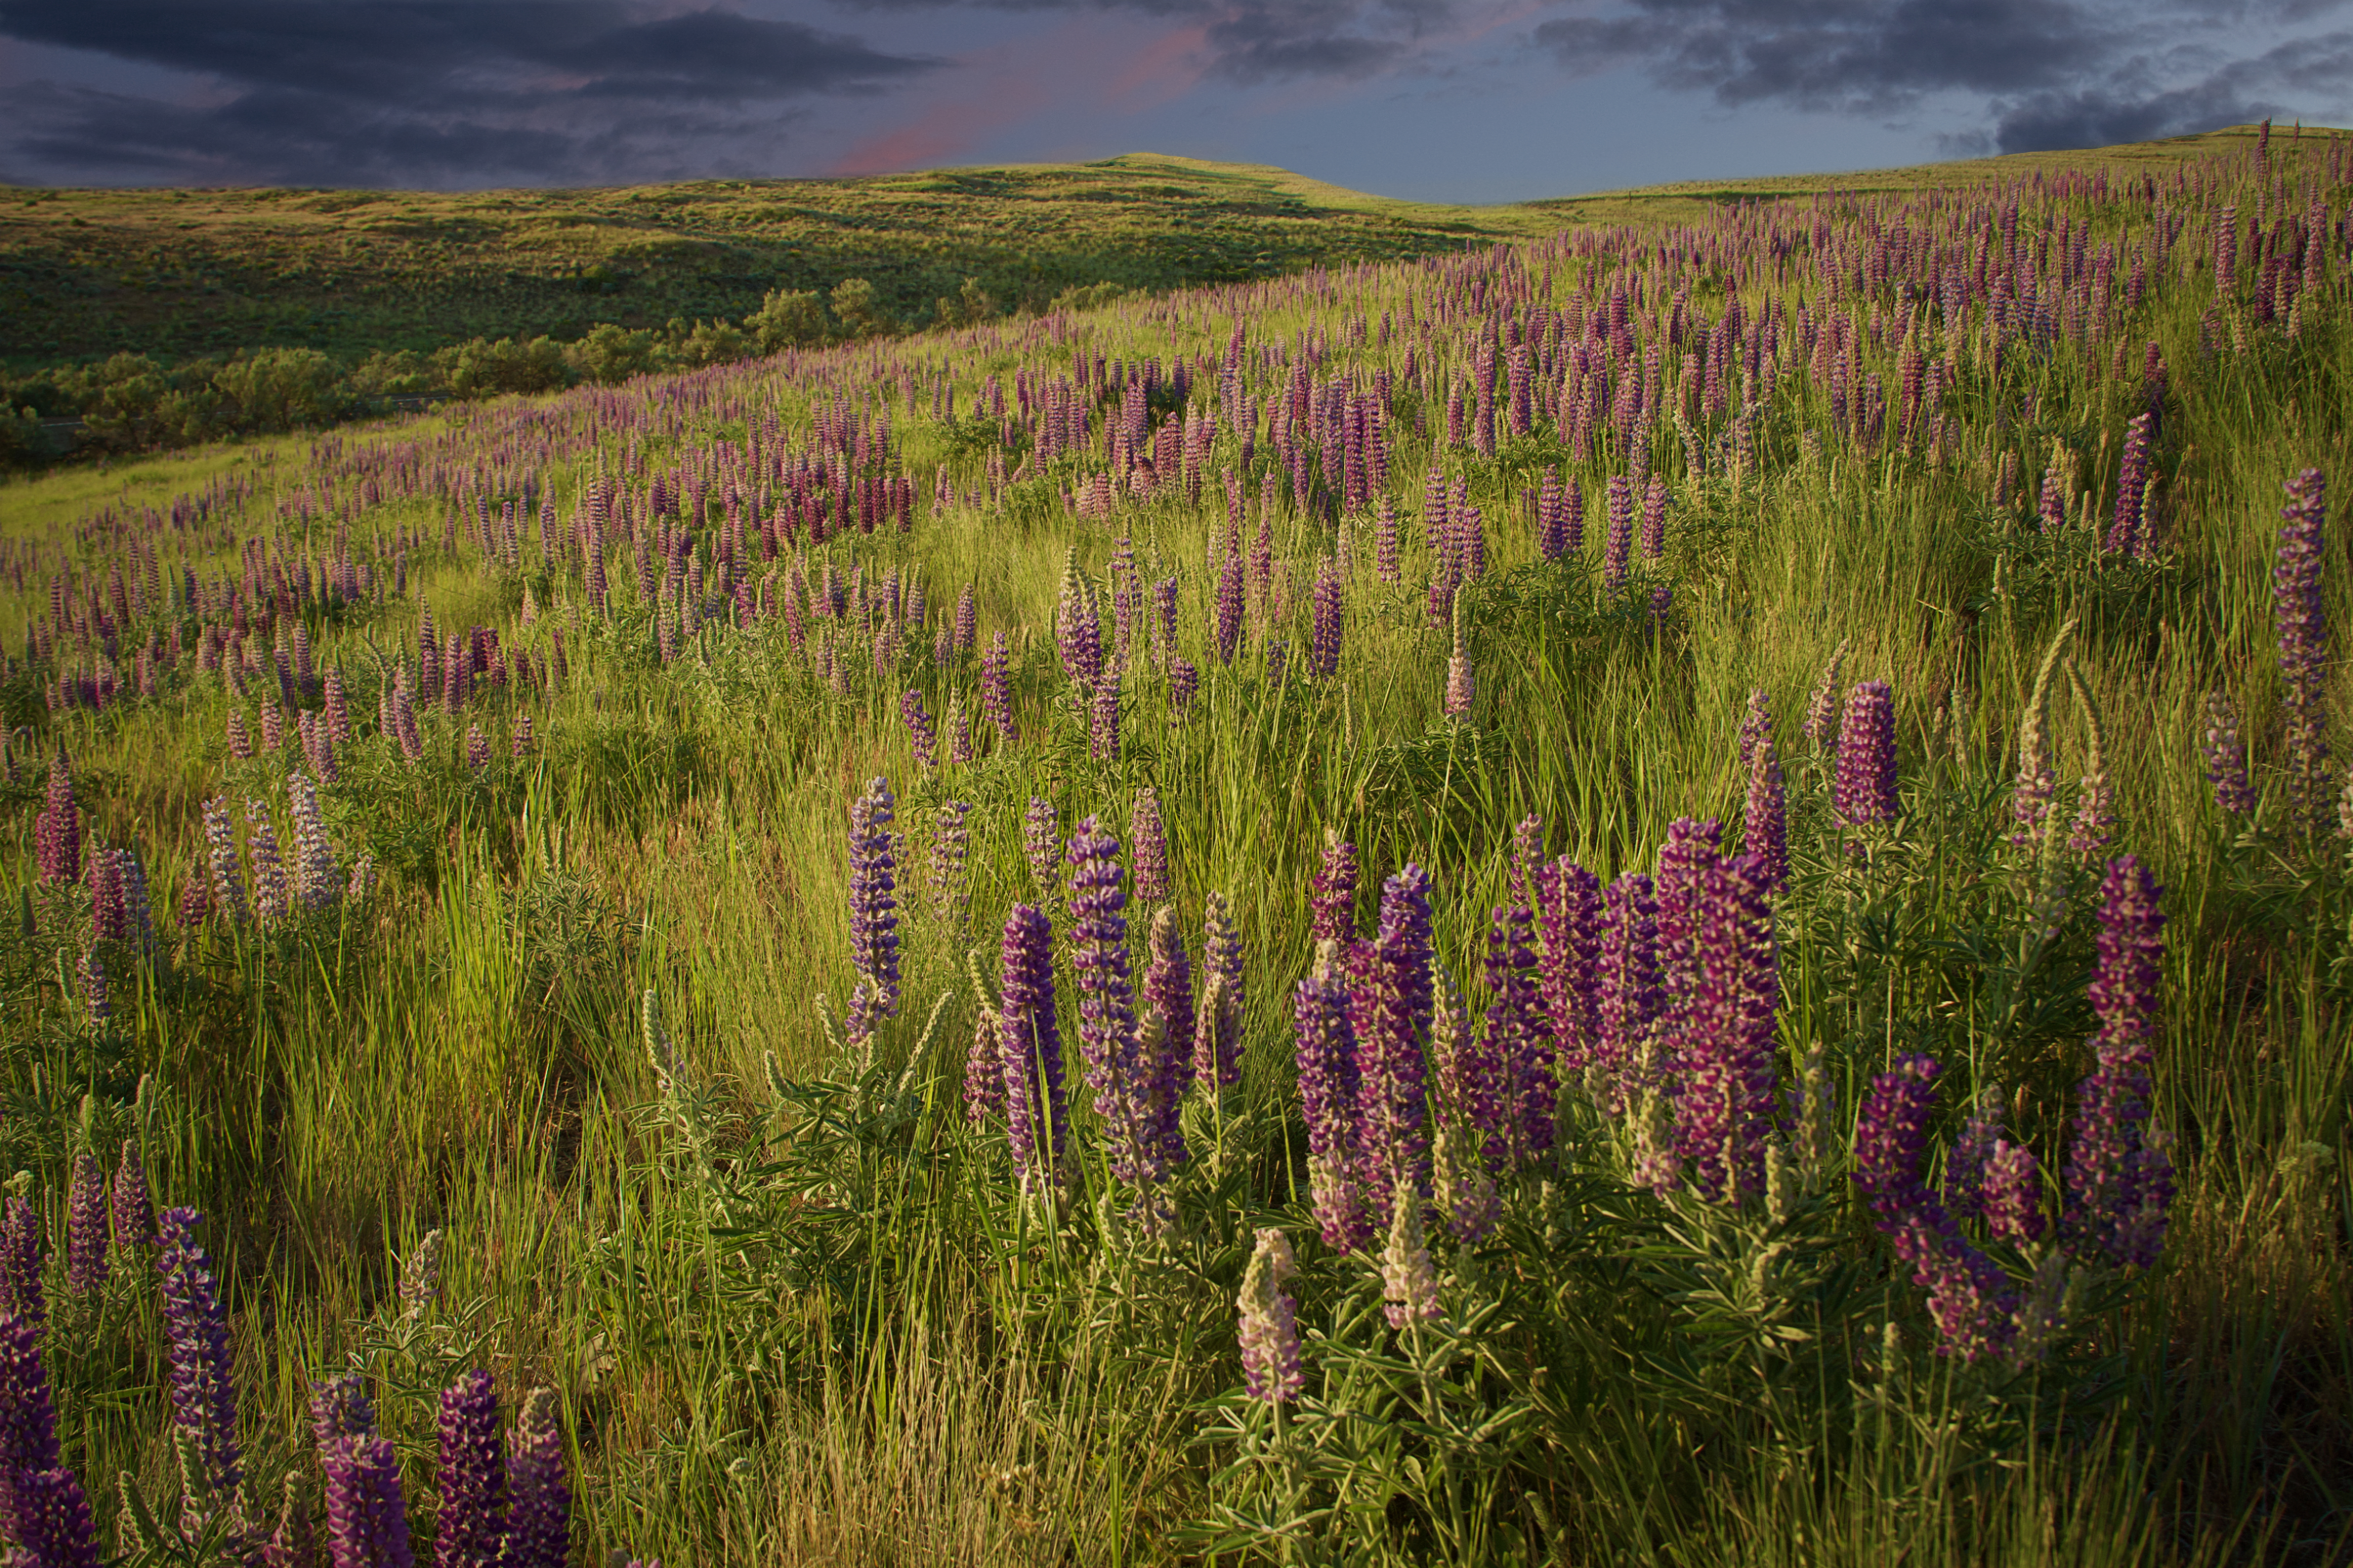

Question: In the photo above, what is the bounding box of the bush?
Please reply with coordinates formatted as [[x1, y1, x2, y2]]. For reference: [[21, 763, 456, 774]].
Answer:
[[572, 323, 664, 385], [212, 347, 351, 432], [745, 287, 828, 352], [437, 336, 574, 398]]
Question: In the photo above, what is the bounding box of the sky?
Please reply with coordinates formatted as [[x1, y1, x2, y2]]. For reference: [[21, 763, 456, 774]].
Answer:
[[0, 0, 2348, 204]]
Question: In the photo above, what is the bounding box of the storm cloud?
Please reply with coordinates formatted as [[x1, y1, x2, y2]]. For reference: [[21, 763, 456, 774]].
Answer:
[[0, 1, 938, 186]]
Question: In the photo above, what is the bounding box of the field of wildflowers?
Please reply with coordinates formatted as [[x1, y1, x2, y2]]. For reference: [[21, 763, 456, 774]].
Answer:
[[0, 121, 2347, 1564]]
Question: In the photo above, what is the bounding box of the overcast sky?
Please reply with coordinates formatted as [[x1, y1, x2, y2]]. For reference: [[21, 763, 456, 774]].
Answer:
[[1, 1, 2347, 202]]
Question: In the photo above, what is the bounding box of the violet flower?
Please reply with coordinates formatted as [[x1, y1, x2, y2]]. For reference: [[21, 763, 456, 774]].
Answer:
[[65, 1153, 106, 1297], [1022, 797, 1060, 905], [1603, 476, 1632, 588], [998, 904, 1069, 1194], [1744, 736, 1789, 891], [113, 1140, 154, 1253], [321, 1429, 414, 1568], [1310, 558, 1343, 678], [0, 1309, 64, 1529], [1356, 866, 1434, 1229], [0, 1199, 46, 1335], [1591, 872, 1661, 1110], [1533, 858, 1601, 1074], [436, 1371, 506, 1568], [1193, 892, 1246, 1092], [155, 1207, 242, 1505], [2063, 856, 2173, 1270], [2276, 468, 2330, 832], [10, 1469, 98, 1568], [2201, 691, 2256, 816], [844, 776, 901, 1052], [1666, 845, 1779, 1202], [1140, 907, 1194, 1164], [1294, 951, 1369, 1250], [1311, 832, 1358, 943], [1801, 640, 1848, 752], [503, 1389, 570, 1568], [1483, 901, 1553, 1166], [34, 753, 78, 886], [981, 633, 1018, 744], [1129, 789, 1170, 905], [1089, 674, 1121, 764], [1832, 681, 1898, 827], [901, 689, 938, 770], [1066, 816, 1156, 1184]]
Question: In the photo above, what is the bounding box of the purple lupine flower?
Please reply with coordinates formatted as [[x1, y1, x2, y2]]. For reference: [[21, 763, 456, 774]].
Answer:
[[1294, 952, 1369, 1250], [1431, 955, 1500, 1160], [1533, 857, 1601, 1073], [1443, 601, 1474, 720], [1357, 866, 1435, 1228], [34, 752, 79, 886], [113, 1140, 154, 1252], [998, 904, 1069, 1193], [2276, 469, 2330, 832], [1311, 832, 1358, 943], [954, 583, 978, 656], [1743, 737, 1788, 891], [1653, 817, 1722, 1022], [1089, 673, 1121, 763], [0, 1199, 46, 1335], [1603, 475, 1633, 588], [1943, 1089, 2004, 1223], [1213, 549, 1245, 666], [1641, 474, 1668, 559], [1853, 1056, 2021, 1362], [325, 664, 351, 744], [1376, 495, 1402, 582], [1129, 789, 1170, 905], [981, 632, 1018, 744], [1736, 688, 1773, 769], [1236, 1228, 1303, 1403], [2201, 691, 2255, 816], [227, 708, 255, 762], [927, 800, 972, 936], [2106, 412, 2153, 559], [1801, 640, 1848, 752], [1139, 908, 1193, 1165], [1066, 816, 1157, 1183], [436, 1371, 506, 1568], [901, 689, 939, 769], [0, 1309, 64, 1530], [248, 799, 290, 923], [1832, 681, 1898, 827], [1193, 892, 1246, 1092], [1169, 656, 1200, 719], [1055, 551, 1103, 691], [322, 1430, 414, 1568], [154, 1207, 242, 1504], [64, 1152, 106, 1297], [289, 771, 338, 912], [1591, 872, 1661, 1110], [844, 776, 901, 1052], [1022, 797, 1060, 904], [11, 1469, 99, 1568], [1667, 847, 1779, 1203], [1983, 1140, 2045, 1245], [503, 1389, 569, 1568], [1483, 902, 1553, 1165], [2064, 857, 2173, 1269], [90, 849, 125, 942], [1309, 557, 1343, 678]]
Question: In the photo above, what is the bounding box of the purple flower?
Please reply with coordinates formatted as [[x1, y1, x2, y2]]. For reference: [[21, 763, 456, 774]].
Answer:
[[1443, 600, 1474, 720], [844, 777, 901, 1052], [1356, 867, 1434, 1229], [76, 950, 106, 1026], [1943, 1089, 2004, 1223], [1169, 656, 1200, 719], [1193, 892, 1246, 1092], [11, 1469, 98, 1568], [436, 1371, 506, 1568], [322, 1430, 414, 1568], [1602, 476, 1633, 588], [289, 772, 338, 912], [2064, 857, 2173, 1270], [2106, 412, 2154, 559], [1236, 1229, 1303, 1403], [1214, 550, 1245, 666], [1067, 816, 1158, 1185], [1311, 833, 1358, 944], [2201, 691, 2255, 816], [901, 689, 939, 770], [1832, 681, 1898, 827], [65, 1153, 106, 1297], [1665, 846, 1779, 1203], [1736, 688, 1773, 769], [90, 849, 125, 943], [1310, 558, 1344, 678], [155, 1207, 242, 1505], [503, 1389, 569, 1568], [0, 1198, 46, 1336], [1129, 789, 1170, 905], [1533, 858, 1602, 1074], [34, 753, 78, 886], [1483, 902, 1553, 1166], [248, 799, 290, 923], [2276, 468, 2330, 832], [1056, 551, 1103, 692], [1089, 673, 1121, 763], [998, 904, 1069, 1194], [1379, 1192, 1440, 1330], [1853, 1056, 2019, 1362], [1591, 873, 1661, 1110], [112, 1140, 154, 1252], [1983, 1140, 2045, 1245], [1743, 737, 1788, 891], [1140, 908, 1194, 1166], [1294, 954, 1369, 1250], [981, 632, 1018, 744], [325, 664, 352, 743], [927, 800, 972, 935], [0, 1310, 64, 1533], [1641, 474, 1668, 559]]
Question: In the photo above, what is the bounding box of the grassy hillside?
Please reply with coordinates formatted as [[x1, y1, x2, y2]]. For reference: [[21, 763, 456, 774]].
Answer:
[[0, 123, 2345, 1566]]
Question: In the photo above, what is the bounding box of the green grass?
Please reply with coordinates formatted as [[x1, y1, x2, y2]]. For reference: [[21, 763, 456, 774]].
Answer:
[[0, 123, 2347, 1565]]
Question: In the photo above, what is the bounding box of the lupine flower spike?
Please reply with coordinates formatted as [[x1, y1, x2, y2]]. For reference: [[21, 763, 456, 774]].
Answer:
[[1236, 1229, 1303, 1402]]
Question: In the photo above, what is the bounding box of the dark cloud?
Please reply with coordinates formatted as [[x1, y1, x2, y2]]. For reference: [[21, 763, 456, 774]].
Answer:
[[1534, 0, 2353, 152], [833, 0, 1451, 83], [0, 2, 938, 186]]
